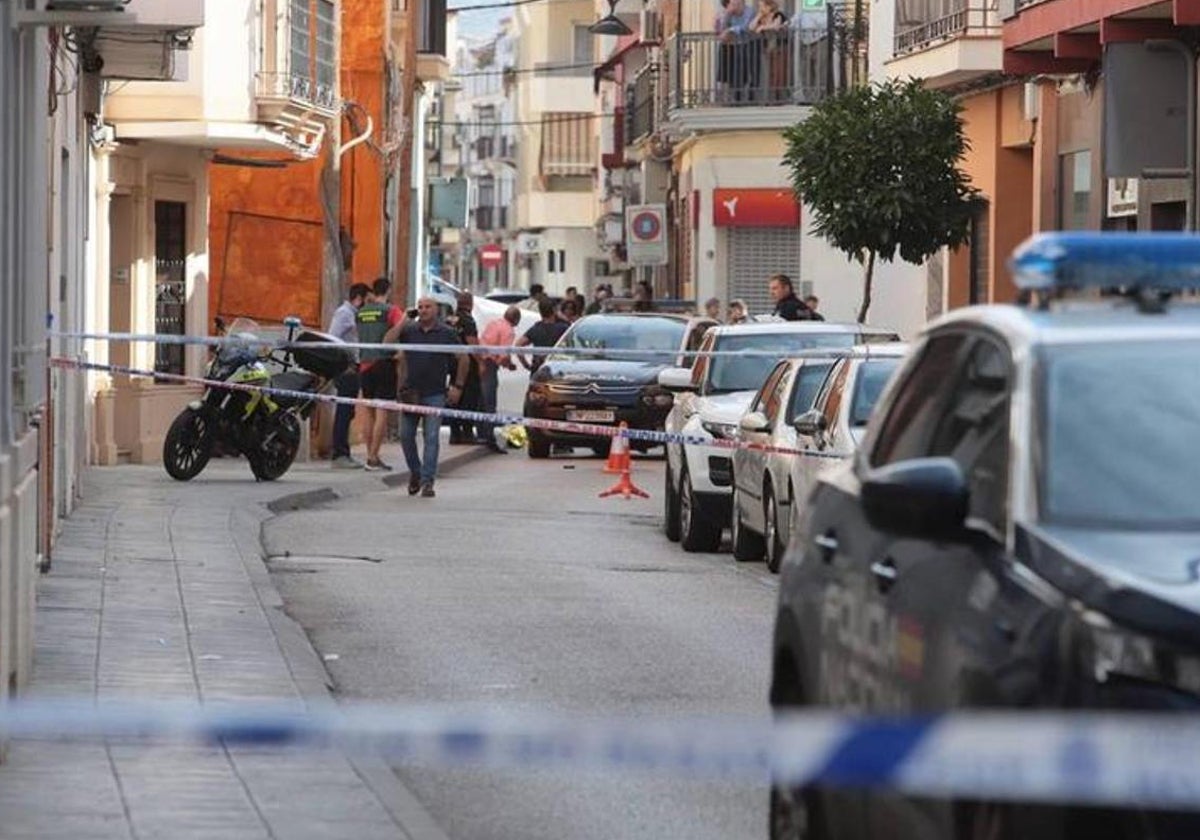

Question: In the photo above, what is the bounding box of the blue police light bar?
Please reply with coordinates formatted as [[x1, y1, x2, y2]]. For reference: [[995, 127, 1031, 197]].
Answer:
[[1010, 232, 1200, 293]]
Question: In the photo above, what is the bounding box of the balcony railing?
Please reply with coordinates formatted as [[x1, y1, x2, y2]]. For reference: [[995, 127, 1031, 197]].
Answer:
[[670, 28, 847, 110], [474, 206, 508, 231], [255, 70, 337, 112], [625, 63, 658, 145], [894, 1, 999, 55]]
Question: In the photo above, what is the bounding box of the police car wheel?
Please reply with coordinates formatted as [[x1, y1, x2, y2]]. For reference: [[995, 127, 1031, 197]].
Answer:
[[765, 486, 786, 574], [731, 486, 766, 562]]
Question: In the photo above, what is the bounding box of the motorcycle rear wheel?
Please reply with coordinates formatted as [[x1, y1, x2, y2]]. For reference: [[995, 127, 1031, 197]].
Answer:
[[250, 413, 301, 482], [163, 408, 214, 481]]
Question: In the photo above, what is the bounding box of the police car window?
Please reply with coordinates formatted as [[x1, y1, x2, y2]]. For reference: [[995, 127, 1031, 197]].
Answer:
[[786, 361, 834, 422], [927, 337, 1011, 533], [1041, 339, 1200, 529], [870, 334, 970, 467], [691, 334, 712, 390], [682, 322, 711, 368], [849, 358, 902, 426]]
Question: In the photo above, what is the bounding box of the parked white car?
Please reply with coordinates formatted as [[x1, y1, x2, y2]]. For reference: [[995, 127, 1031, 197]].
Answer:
[[731, 344, 909, 572], [658, 323, 898, 552]]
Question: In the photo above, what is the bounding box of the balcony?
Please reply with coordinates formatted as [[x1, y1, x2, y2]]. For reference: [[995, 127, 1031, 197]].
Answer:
[[624, 63, 658, 147], [667, 27, 855, 132], [102, 2, 333, 157], [887, 1, 1001, 87]]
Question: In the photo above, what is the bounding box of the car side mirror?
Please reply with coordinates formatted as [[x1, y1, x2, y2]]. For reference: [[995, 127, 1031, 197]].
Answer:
[[658, 366, 696, 392], [739, 411, 770, 433], [793, 409, 827, 437], [862, 457, 969, 541]]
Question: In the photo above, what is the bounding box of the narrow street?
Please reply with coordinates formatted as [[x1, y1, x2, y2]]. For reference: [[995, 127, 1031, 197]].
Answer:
[[264, 451, 778, 840]]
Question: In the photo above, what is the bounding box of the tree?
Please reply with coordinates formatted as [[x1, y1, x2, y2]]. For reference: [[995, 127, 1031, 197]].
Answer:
[[783, 78, 979, 323]]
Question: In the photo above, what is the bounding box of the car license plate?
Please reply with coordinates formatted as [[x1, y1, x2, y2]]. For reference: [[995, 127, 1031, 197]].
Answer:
[[567, 409, 615, 423]]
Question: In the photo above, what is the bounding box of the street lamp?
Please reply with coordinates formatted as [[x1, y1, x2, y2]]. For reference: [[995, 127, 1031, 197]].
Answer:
[[589, 0, 632, 36]]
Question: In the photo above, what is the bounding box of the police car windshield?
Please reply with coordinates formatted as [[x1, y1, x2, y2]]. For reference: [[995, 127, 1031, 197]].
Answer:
[[1041, 339, 1200, 530], [555, 315, 686, 363], [706, 333, 854, 394]]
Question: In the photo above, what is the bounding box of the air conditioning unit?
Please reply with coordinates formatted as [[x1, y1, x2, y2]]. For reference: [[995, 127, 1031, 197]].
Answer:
[[640, 9, 662, 43]]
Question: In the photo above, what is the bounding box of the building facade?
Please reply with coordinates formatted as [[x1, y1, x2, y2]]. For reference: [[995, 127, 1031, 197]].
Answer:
[[595, 0, 928, 333], [512, 0, 609, 296]]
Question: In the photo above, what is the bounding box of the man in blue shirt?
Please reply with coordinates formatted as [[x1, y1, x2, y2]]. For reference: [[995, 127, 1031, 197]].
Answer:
[[390, 296, 470, 498]]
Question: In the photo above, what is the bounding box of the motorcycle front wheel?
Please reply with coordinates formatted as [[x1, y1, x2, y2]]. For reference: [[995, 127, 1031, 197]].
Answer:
[[249, 412, 301, 482], [163, 407, 214, 481]]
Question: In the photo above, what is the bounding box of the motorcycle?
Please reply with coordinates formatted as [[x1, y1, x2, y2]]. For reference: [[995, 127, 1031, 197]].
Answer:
[[162, 315, 353, 482]]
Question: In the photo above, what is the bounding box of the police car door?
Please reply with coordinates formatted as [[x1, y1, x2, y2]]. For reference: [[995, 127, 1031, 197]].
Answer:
[[860, 330, 1014, 838]]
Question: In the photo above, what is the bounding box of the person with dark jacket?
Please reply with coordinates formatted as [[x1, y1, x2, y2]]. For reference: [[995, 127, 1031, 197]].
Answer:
[[769, 273, 816, 321], [356, 277, 404, 470], [446, 291, 481, 444]]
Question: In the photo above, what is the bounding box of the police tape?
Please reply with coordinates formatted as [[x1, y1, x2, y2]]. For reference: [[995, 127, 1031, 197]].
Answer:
[[4, 698, 1200, 810], [52, 329, 885, 360], [50, 356, 852, 461]]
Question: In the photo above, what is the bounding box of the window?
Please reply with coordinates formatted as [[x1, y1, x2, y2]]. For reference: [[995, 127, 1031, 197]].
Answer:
[[787, 361, 834, 422], [682, 321, 711, 369], [289, 0, 311, 88], [969, 199, 990, 305], [540, 113, 595, 177], [154, 201, 187, 376], [848, 358, 902, 427], [752, 362, 789, 416], [1059, 150, 1092, 230], [573, 25, 594, 64], [315, 0, 336, 96], [762, 367, 792, 426], [816, 362, 850, 431], [870, 333, 970, 467]]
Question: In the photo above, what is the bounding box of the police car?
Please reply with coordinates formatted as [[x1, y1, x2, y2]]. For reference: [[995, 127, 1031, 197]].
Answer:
[[769, 233, 1200, 840]]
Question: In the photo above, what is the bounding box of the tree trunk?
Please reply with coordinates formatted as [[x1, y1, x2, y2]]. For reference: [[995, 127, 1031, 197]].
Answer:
[[857, 250, 876, 324]]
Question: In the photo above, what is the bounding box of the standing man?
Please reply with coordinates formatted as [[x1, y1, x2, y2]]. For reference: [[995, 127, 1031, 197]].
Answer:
[[585, 286, 610, 315], [515, 298, 569, 373], [391, 296, 469, 498], [769, 273, 815, 321], [804, 294, 825, 321], [356, 277, 404, 471], [703, 296, 722, 321], [327, 282, 370, 468], [477, 305, 521, 453], [446, 291, 481, 444]]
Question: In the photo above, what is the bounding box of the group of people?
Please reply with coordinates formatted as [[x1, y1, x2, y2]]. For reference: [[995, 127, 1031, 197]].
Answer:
[[715, 0, 819, 104], [701, 273, 822, 324], [326, 278, 518, 499]]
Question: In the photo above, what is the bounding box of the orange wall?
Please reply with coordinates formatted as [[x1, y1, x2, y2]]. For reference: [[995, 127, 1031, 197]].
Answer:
[[947, 85, 1034, 308], [208, 0, 390, 330]]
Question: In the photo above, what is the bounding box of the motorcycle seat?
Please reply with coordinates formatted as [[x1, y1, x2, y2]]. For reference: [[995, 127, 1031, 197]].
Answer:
[[270, 371, 318, 394]]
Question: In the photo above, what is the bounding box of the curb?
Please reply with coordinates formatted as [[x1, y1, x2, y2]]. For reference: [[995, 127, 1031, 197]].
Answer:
[[240, 449, 502, 839]]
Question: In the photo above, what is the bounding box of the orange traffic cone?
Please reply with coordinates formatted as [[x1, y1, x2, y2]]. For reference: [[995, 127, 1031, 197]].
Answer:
[[603, 423, 630, 474], [599, 427, 649, 500]]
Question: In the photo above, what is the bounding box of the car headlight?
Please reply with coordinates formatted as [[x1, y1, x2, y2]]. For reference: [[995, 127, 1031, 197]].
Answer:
[[640, 387, 674, 409], [1082, 609, 1200, 698], [700, 419, 739, 439]]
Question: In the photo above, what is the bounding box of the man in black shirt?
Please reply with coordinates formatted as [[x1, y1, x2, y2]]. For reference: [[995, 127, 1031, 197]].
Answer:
[[515, 298, 569, 373], [769, 273, 816, 321], [446, 291, 481, 444], [390, 296, 470, 498]]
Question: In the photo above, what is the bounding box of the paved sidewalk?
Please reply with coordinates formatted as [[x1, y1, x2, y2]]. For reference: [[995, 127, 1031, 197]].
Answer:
[[0, 440, 491, 839]]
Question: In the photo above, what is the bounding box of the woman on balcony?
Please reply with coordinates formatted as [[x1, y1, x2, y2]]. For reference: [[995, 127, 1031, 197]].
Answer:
[[752, 0, 789, 103], [715, 0, 756, 104]]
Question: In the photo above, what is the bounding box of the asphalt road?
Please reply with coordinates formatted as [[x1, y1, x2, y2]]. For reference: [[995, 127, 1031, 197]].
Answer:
[[262, 373, 779, 840]]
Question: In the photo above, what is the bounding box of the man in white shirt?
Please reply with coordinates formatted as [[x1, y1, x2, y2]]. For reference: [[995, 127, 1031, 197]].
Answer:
[[327, 282, 370, 468]]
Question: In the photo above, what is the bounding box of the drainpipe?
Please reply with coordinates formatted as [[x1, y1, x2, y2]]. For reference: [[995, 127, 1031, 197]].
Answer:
[[1143, 39, 1196, 232]]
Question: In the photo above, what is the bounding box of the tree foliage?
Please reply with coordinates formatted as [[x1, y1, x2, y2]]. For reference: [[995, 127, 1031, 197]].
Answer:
[[783, 78, 979, 322]]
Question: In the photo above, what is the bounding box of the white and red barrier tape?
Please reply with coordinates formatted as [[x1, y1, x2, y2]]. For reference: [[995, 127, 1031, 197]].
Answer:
[[51, 357, 851, 461]]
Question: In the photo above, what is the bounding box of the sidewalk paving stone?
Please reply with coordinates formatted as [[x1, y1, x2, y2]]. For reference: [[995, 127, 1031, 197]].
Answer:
[[0, 439, 486, 839]]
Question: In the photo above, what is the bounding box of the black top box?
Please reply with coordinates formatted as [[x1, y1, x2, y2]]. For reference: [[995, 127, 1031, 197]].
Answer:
[[291, 329, 353, 379]]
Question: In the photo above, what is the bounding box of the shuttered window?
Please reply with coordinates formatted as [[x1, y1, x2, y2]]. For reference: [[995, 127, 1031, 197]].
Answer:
[[540, 113, 595, 177], [725, 227, 801, 317]]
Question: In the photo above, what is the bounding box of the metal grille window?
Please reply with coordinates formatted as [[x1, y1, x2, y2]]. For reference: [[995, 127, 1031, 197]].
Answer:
[[969, 199, 990, 304], [315, 0, 336, 98], [289, 0, 311, 87], [154, 201, 187, 376], [725, 227, 801, 317], [540, 113, 595, 177]]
